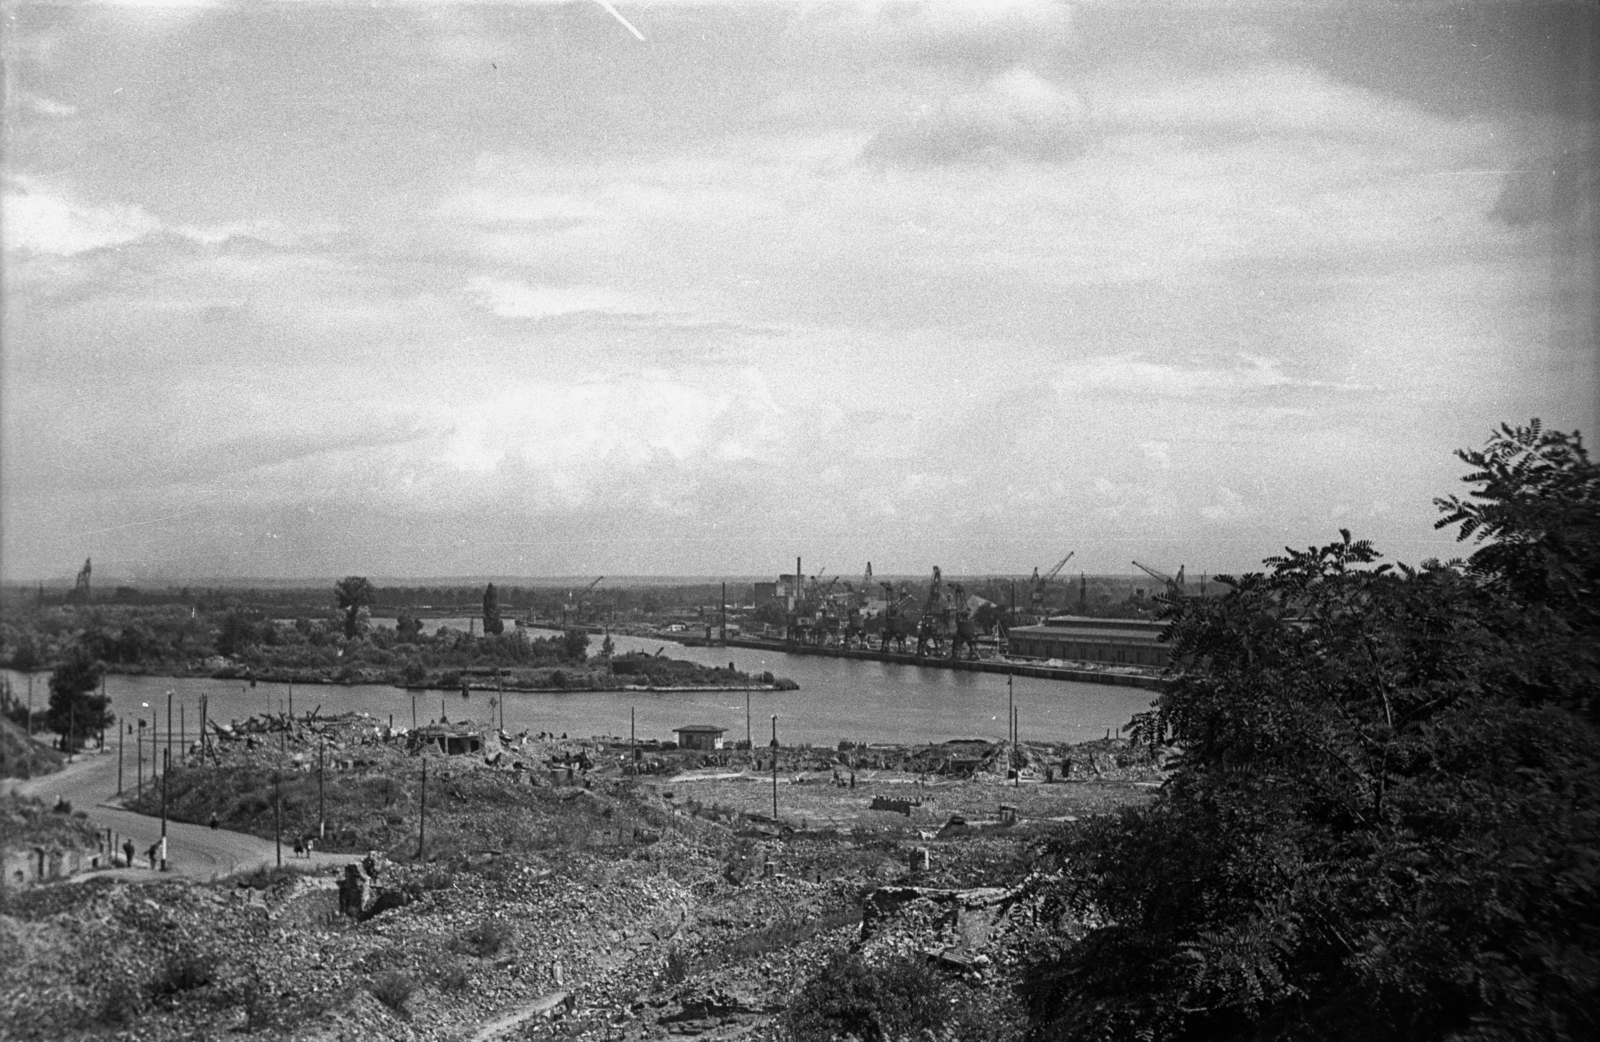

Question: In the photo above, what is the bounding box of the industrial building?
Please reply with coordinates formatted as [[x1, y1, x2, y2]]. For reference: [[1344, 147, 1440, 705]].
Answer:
[[1007, 615, 1170, 669], [673, 724, 727, 751]]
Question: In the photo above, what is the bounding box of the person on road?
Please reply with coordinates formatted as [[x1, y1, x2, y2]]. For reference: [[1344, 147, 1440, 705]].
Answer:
[[122, 838, 135, 867], [293, 836, 305, 858], [146, 843, 158, 870], [209, 813, 218, 830]]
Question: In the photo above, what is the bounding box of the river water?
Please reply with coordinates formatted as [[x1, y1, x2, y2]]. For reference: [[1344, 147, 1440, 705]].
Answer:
[[4, 624, 1154, 749]]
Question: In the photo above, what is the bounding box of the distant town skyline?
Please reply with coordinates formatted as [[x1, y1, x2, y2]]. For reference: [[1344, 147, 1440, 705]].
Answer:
[[4, 1, 1595, 582]]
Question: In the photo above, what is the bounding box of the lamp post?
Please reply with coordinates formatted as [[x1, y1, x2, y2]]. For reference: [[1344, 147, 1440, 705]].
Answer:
[[137, 718, 146, 800], [117, 720, 125, 795]]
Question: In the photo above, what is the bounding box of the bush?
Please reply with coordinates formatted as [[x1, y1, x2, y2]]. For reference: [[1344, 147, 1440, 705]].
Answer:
[[149, 947, 214, 1001], [436, 960, 471, 993], [370, 971, 414, 1017], [457, 917, 514, 958], [790, 949, 1022, 1042]]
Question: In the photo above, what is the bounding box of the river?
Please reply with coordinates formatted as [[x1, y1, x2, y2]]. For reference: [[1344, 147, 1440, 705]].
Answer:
[[4, 624, 1155, 749]]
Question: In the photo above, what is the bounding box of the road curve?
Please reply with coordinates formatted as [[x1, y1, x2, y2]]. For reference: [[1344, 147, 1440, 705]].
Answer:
[[7, 748, 358, 882]]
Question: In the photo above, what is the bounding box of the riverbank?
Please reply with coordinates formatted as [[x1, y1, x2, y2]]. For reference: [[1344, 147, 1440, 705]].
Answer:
[[651, 633, 1168, 691]]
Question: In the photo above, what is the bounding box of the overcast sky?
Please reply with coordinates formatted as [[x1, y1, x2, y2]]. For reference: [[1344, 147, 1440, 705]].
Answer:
[[3, 0, 1595, 584]]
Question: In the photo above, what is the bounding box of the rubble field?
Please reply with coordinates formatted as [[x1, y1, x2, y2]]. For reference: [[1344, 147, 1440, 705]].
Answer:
[[2, 712, 1166, 1040]]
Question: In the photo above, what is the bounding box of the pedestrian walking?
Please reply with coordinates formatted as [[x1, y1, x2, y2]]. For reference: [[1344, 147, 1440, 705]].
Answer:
[[293, 836, 305, 859], [122, 838, 135, 867], [209, 812, 219, 830], [146, 843, 158, 870]]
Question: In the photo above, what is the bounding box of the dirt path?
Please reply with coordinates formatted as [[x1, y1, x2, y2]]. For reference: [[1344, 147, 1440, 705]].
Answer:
[[8, 749, 358, 881], [466, 990, 571, 1041]]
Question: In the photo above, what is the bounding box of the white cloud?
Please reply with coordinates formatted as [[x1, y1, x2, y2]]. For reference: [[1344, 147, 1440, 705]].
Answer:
[[862, 66, 1086, 164], [1056, 353, 1357, 399], [3, 181, 162, 255], [463, 276, 652, 319]]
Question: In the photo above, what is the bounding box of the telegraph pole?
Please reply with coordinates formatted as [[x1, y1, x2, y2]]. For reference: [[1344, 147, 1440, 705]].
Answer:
[[273, 771, 282, 868], [161, 749, 169, 839], [136, 720, 145, 800], [417, 756, 428, 861], [117, 721, 125, 795], [318, 737, 326, 840], [166, 690, 173, 768], [179, 703, 185, 761], [25, 673, 32, 737], [770, 715, 779, 821], [630, 707, 636, 780]]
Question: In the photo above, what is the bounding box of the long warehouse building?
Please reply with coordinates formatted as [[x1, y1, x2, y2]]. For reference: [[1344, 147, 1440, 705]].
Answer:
[[1008, 615, 1170, 669]]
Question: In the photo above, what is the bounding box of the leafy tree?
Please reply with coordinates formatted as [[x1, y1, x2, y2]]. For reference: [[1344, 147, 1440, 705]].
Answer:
[[482, 583, 504, 636], [1024, 422, 1600, 1042], [46, 643, 113, 752], [334, 576, 375, 640], [395, 610, 424, 643], [561, 627, 589, 664]]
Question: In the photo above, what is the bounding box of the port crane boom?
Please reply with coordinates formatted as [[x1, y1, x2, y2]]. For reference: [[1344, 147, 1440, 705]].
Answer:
[[1030, 550, 1075, 613], [1132, 560, 1186, 591]]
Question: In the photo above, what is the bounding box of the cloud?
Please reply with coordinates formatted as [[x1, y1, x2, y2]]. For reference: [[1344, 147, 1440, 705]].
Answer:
[[788, 0, 1075, 69], [463, 276, 655, 319], [1092, 64, 1448, 150], [10, 90, 78, 119], [3, 180, 162, 255], [1055, 353, 1361, 399], [861, 67, 1086, 165]]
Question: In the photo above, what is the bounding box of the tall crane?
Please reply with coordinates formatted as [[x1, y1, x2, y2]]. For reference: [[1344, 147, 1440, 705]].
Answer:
[[1132, 560, 1186, 594], [1029, 551, 1075, 613]]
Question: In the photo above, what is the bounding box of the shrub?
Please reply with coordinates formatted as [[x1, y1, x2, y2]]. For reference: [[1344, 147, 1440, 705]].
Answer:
[[457, 917, 514, 958], [149, 947, 214, 1000], [790, 949, 1023, 1042], [370, 971, 414, 1017], [436, 960, 471, 993], [97, 977, 144, 1026]]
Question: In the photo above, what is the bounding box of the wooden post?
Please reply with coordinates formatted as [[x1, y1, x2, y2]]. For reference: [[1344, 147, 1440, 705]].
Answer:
[[166, 690, 173, 768], [25, 673, 32, 737], [318, 737, 326, 840], [117, 720, 124, 795], [161, 749, 169, 839], [180, 703, 185, 761], [770, 715, 779, 821], [274, 771, 282, 868], [417, 756, 427, 861], [630, 707, 636, 780], [137, 721, 144, 800]]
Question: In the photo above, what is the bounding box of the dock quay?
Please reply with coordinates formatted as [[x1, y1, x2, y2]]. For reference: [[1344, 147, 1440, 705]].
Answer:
[[656, 634, 1166, 691]]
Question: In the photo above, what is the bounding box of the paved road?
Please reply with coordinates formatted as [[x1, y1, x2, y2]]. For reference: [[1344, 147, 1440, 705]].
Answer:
[[8, 748, 358, 882]]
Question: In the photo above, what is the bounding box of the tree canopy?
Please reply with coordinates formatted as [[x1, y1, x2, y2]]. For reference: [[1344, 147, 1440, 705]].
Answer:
[[334, 576, 374, 640], [1026, 422, 1599, 1042], [46, 643, 112, 752]]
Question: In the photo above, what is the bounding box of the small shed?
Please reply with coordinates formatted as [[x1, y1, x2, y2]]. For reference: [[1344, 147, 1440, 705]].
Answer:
[[673, 724, 727, 751]]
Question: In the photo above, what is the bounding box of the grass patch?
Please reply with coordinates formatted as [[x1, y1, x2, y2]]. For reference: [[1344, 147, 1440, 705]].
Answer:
[[370, 971, 414, 1018]]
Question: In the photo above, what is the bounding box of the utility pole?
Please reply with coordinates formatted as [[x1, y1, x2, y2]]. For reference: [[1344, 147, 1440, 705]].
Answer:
[[770, 715, 779, 822], [166, 690, 173, 768], [288, 680, 293, 722], [69, 702, 75, 755], [411, 691, 417, 730], [137, 720, 145, 800], [117, 721, 124, 795], [498, 672, 504, 732], [200, 695, 207, 760], [1013, 706, 1020, 789], [746, 692, 751, 758], [630, 707, 636, 780], [417, 756, 427, 861], [25, 673, 32, 737], [273, 771, 282, 868], [318, 737, 326, 840], [180, 703, 185, 761], [161, 749, 169, 839], [720, 581, 727, 644]]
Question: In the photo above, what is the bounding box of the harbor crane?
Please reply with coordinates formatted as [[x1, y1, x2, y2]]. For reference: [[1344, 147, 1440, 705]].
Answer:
[[1132, 560, 1186, 594], [1029, 551, 1075, 614]]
